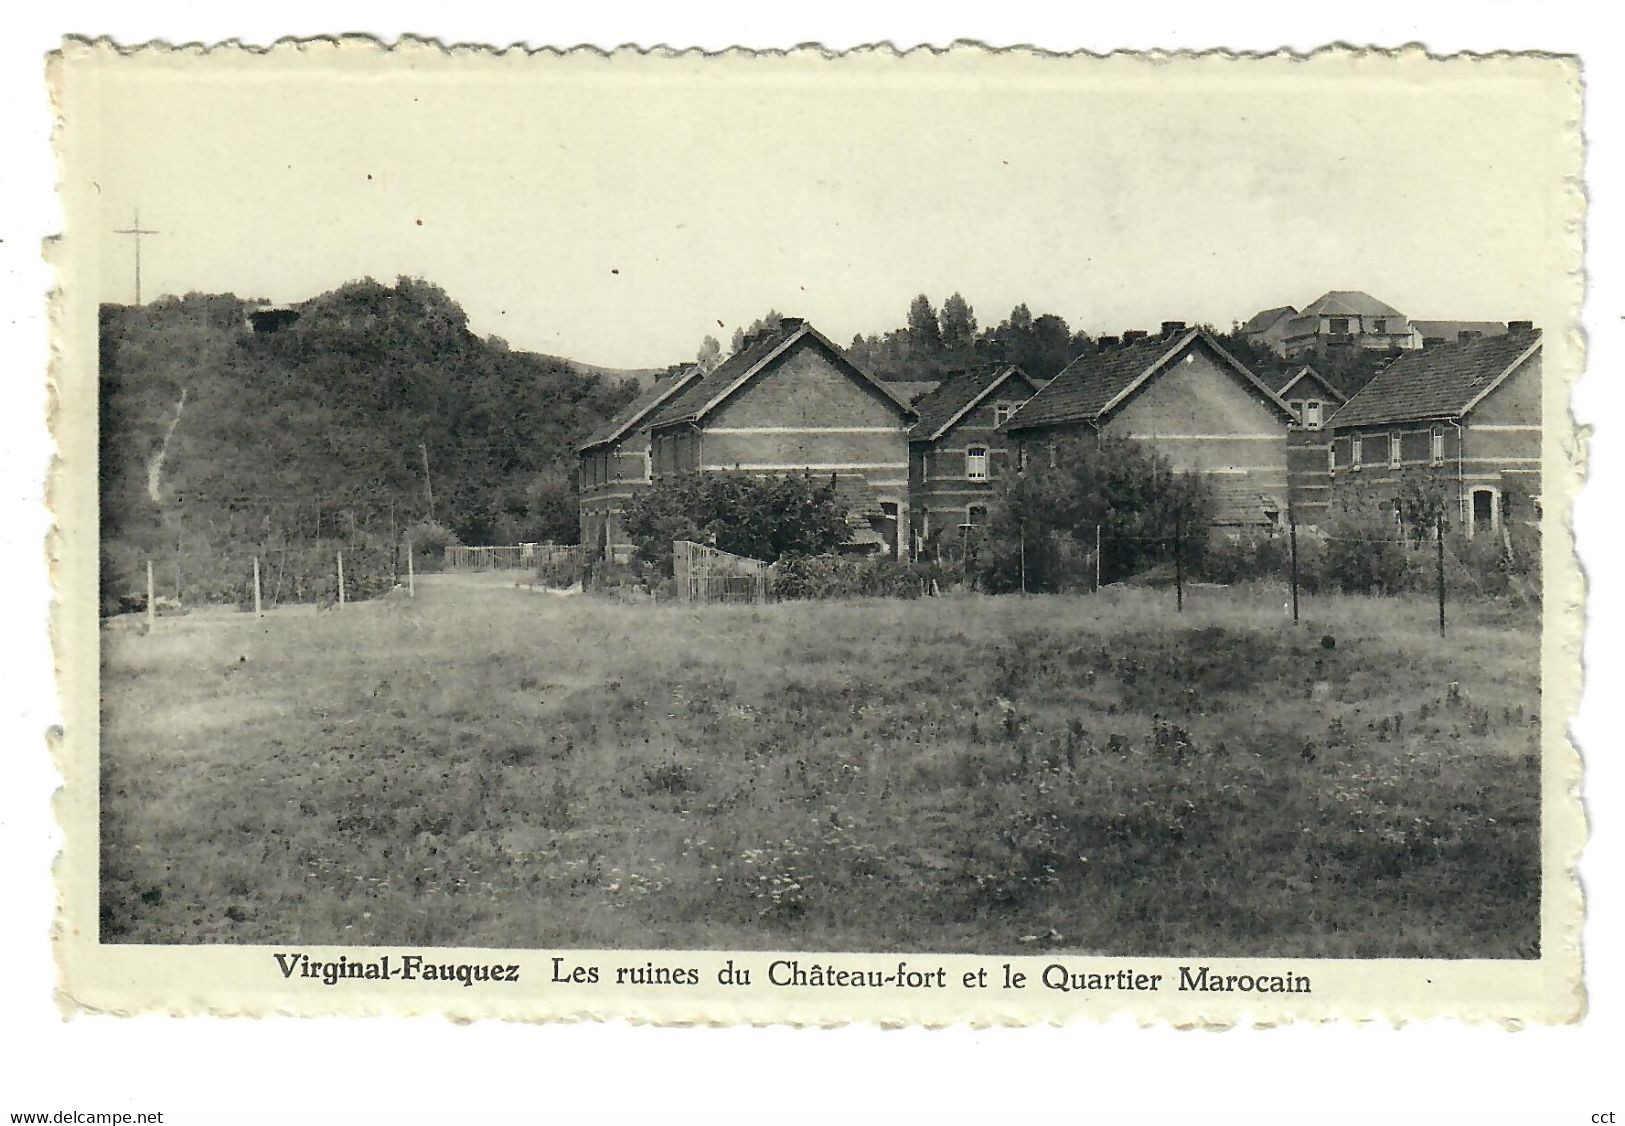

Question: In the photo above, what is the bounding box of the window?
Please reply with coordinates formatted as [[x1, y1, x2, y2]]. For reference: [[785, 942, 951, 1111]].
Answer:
[[1329, 317, 1350, 334], [1305, 401, 1323, 429], [1351, 436, 1364, 470], [1431, 427, 1445, 466], [966, 446, 989, 480], [966, 504, 988, 527], [1327, 445, 1336, 476], [993, 403, 1013, 427], [1371, 318, 1387, 333], [1016, 445, 1027, 472], [1389, 432, 1402, 469], [644, 449, 654, 482], [1288, 399, 1305, 424]]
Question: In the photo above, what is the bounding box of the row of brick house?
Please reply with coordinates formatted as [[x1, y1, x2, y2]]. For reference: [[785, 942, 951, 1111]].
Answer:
[[577, 314, 1542, 563]]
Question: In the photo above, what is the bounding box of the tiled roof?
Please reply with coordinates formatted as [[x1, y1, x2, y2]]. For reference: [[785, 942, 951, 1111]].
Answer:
[[1242, 305, 1297, 333], [1410, 320, 1507, 342], [886, 380, 942, 405], [1299, 290, 1407, 319], [908, 363, 1036, 441], [1005, 327, 1290, 432], [576, 365, 705, 452], [648, 319, 913, 429], [1327, 328, 1541, 429], [1275, 365, 1346, 403]]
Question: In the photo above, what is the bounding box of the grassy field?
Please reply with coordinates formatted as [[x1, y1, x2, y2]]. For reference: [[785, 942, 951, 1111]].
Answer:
[[99, 573, 1541, 957]]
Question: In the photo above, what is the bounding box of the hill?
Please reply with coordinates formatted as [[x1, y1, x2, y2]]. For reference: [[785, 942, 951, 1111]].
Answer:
[[98, 277, 638, 607]]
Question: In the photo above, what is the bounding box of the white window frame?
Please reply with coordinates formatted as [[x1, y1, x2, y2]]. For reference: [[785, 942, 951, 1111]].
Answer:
[[1430, 427, 1445, 467], [993, 403, 1013, 427], [1304, 401, 1323, 430], [966, 446, 989, 480], [1288, 399, 1305, 425], [1327, 445, 1336, 476], [1351, 436, 1364, 470], [1389, 432, 1402, 469]]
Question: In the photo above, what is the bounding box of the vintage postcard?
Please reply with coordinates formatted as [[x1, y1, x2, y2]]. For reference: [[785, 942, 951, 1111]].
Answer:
[[49, 40, 1585, 1024]]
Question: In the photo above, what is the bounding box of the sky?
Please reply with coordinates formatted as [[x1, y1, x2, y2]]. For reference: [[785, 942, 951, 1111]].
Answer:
[[81, 48, 1578, 369]]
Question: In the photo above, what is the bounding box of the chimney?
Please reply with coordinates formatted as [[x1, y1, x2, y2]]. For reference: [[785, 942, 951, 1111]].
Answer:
[[1096, 335, 1121, 351], [779, 316, 806, 335], [1122, 330, 1148, 344], [1161, 321, 1187, 337], [1507, 320, 1534, 334], [1458, 330, 1483, 344]]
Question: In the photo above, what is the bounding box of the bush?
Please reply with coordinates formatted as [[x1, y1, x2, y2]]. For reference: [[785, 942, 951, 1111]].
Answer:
[[771, 554, 939, 600], [1197, 529, 1291, 585], [403, 520, 460, 572], [621, 472, 852, 574]]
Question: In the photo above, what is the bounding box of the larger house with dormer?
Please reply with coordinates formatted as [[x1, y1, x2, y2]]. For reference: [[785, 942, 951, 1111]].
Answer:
[[1003, 322, 1300, 528], [645, 317, 920, 557]]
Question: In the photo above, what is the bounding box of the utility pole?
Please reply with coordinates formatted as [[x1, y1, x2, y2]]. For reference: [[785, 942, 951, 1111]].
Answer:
[[419, 443, 436, 522], [1174, 513, 1185, 613], [114, 208, 160, 305]]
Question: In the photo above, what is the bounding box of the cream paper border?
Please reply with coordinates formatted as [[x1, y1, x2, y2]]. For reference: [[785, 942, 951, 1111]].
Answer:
[[47, 39, 1587, 1025]]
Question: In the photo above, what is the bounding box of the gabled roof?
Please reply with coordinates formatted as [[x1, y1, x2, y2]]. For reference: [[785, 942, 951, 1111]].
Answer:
[[1326, 328, 1541, 430], [887, 380, 942, 405], [576, 364, 706, 452], [1410, 320, 1508, 342], [1004, 327, 1296, 432], [1275, 365, 1347, 404], [909, 363, 1039, 442], [1242, 305, 1298, 334], [647, 318, 915, 429], [1298, 291, 1407, 319]]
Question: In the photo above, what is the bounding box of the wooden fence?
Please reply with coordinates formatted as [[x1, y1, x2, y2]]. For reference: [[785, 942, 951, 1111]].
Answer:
[[445, 543, 551, 571], [673, 540, 770, 605]]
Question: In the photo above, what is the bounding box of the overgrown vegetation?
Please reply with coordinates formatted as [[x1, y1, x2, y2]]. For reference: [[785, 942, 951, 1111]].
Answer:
[[101, 577, 1540, 956]]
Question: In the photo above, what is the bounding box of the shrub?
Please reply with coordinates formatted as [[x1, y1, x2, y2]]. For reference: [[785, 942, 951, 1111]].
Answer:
[[1198, 529, 1291, 585], [771, 554, 938, 600], [621, 472, 852, 574], [404, 520, 460, 572]]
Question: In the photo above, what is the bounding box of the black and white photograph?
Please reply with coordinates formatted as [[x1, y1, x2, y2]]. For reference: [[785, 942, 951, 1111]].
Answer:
[[48, 42, 1583, 1022]]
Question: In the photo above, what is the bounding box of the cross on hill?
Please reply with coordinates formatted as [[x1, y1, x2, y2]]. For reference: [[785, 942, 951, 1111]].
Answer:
[[113, 207, 160, 305]]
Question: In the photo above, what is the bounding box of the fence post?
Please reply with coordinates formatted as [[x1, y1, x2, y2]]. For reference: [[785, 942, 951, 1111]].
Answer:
[[253, 555, 262, 616], [1094, 524, 1102, 592], [146, 559, 155, 631], [1436, 513, 1446, 637], [1174, 518, 1184, 613], [407, 542, 415, 597], [1288, 509, 1300, 625], [1019, 520, 1027, 594], [337, 551, 346, 608]]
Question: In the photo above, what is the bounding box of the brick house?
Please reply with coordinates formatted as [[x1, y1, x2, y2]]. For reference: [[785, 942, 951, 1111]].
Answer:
[[1324, 324, 1542, 539], [1002, 322, 1299, 529], [907, 363, 1044, 554], [645, 317, 920, 557], [1274, 366, 1345, 527], [577, 365, 707, 563]]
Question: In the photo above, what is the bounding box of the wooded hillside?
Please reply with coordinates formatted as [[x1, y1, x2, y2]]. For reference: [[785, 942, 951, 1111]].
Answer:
[[98, 278, 638, 601]]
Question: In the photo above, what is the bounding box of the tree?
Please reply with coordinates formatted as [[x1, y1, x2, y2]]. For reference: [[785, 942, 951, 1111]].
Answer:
[[907, 294, 943, 356], [697, 334, 721, 370], [731, 309, 787, 353], [939, 292, 977, 356], [978, 433, 1214, 591], [621, 472, 851, 573]]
